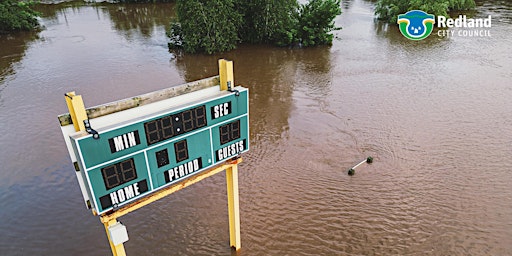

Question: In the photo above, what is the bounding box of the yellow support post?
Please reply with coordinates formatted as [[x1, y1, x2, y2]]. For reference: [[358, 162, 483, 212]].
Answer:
[[98, 158, 242, 255], [64, 92, 88, 132], [226, 163, 241, 250], [218, 59, 234, 91], [65, 92, 128, 256], [103, 218, 127, 256]]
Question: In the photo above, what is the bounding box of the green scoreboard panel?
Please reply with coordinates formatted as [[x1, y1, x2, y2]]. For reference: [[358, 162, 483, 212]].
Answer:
[[69, 86, 249, 214]]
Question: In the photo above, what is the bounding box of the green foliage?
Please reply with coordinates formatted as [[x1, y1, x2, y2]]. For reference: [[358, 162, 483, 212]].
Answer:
[[375, 0, 476, 23], [236, 0, 299, 46], [236, 0, 341, 47], [0, 0, 39, 33], [168, 0, 342, 54], [168, 0, 241, 54], [297, 0, 341, 47]]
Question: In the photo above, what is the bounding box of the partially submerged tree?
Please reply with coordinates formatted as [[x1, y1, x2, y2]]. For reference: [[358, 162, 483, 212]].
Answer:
[[297, 0, 341, 47], [236, 0, 299, 46], [0, 0, 39, 33], [168, 0, 241, 54], [169, 0, 342, 54]]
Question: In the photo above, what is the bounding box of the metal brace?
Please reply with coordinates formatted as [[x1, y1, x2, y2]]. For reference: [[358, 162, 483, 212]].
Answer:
[[84, 119, 100, 139], [227, 81, 240, 96]]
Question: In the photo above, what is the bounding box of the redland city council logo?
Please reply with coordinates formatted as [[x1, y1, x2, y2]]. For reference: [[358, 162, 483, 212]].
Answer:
[[397, 10, 492, 40], [397, 10, 436, 40]]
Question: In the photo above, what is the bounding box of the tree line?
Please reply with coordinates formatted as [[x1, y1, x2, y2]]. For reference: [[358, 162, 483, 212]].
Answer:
[[0, 0, 39, 33], [2, 0, 478, 49], [167, 0, 342, 54]]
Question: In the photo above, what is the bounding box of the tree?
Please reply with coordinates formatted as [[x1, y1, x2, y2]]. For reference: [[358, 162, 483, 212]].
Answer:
[[236, 0, 299, 46], [168, 0, 241, 54], [168, 0, 342, 54], [375, 0, 476, 23], [297, 0, 341, 47], [0, 0, 39, 33]]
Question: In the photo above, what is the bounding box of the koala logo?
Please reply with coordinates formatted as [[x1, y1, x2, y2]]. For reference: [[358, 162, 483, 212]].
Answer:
[[397, 10, 435, 40]]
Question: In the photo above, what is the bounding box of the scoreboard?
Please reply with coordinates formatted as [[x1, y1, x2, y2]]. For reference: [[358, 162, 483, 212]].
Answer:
[[68, 86, 249, 215]]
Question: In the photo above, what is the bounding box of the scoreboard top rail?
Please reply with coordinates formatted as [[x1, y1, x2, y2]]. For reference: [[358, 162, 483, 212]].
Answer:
[[73, 86, 233, 137]]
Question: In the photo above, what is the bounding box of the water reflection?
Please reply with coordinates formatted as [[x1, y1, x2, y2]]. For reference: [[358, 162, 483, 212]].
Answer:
[[0, 32, 39, 88], [342, 0, 355, 10], [33, 0, 96, 35], [476, 0, 512, 24], [34, 1, 176, 42], [101, 2, 176, 39]]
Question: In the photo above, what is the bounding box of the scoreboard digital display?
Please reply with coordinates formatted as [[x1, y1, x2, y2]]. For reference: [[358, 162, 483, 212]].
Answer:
[[144, 105, 207, 145], [69, 86, 249, 214], [101, 158, 137, 190]]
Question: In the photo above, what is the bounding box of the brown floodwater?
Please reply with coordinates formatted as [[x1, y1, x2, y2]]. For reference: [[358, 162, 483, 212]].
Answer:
[[1, 0, 511, 255]]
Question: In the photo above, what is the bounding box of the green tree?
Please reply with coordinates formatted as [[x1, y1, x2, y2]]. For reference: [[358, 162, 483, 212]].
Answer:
[[375, 0, 476, 23], [0, 0, 39, 33], [297, 0, 341, 46], [236, 0, 299, 46], [168, 0, 342, 53], [168, 0, 241, 54]]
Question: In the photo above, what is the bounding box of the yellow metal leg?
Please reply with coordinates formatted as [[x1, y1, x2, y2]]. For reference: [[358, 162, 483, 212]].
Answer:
[[64, 92, 88, 132], [103, 218, 127, 256], [226, 164, 241, 250], [218, 59, 234, 91], [98, 158, 242, 255]]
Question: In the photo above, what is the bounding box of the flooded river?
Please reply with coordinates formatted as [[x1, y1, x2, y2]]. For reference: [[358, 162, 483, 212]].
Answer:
[[1, 0, 511, 255]]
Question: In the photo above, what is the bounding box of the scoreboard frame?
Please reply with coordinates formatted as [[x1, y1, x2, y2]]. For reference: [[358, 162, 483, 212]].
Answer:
[[60, 78, 249, 215]]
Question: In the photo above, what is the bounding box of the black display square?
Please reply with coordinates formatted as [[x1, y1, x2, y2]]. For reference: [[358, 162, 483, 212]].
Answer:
[[174, 139, 189, 163], [156, 148, 170, 168], [101, 158, 137, 190], [219, 119, 241, 145]]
